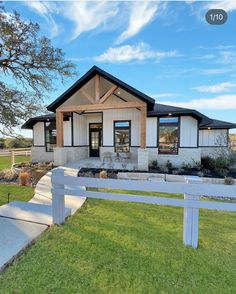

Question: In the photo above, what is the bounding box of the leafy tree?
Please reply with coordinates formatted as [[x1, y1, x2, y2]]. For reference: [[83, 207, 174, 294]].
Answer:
[[0, 5, 77, 135]]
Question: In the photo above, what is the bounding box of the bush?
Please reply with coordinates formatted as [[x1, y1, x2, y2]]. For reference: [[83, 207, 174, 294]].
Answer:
[[19, 171, 31, 186], [0, 169, 19, 182], [201, 156, 215, 171], [99, 170, 108, 178], [150, 160, 158, 170], [166, 160, 172, 170], [224, 177, 235, 185]]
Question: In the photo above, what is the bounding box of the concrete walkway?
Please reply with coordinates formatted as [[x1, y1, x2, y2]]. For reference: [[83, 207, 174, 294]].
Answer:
[[0, 165, 86, 271]]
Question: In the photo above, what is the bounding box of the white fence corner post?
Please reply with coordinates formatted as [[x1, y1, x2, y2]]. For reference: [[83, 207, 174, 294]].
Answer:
[[51, 168, 65, 225], [183, 176, 202, 249], [183, 193, 200, 249]]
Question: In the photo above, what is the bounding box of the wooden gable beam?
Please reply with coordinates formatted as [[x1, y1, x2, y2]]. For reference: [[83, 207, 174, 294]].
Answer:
[[95, 75, 100, 102], [58, 101, 145, 113], [81, 89, 95, 104], [99, 85, 118, 104]]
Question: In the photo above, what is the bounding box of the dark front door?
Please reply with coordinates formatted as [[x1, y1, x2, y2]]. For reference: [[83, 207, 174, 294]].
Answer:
[[89, 124, 102, 157]]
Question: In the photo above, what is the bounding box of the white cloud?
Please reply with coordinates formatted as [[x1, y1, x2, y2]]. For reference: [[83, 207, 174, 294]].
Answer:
[[116, 2, 158, 44], [192, 82, 236, 93], [202, 68, 230, 75], [206, 0, 236, 12], [150, 93, 180, 99], [162, 94, 236, 110], [62, 1, 119, 40], [94, 43, 179, 63], [24, 1, 59, 38]]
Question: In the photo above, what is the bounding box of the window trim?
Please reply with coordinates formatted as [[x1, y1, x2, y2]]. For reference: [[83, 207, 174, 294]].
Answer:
[[44, 120, 56, 152], [157, 117, 180, 155], [113, 120, 131, 153]]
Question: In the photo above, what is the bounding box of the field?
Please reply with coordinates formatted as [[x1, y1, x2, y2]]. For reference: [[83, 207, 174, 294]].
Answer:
[[0, 197, 235, 293], [0, 155, 31, 171]]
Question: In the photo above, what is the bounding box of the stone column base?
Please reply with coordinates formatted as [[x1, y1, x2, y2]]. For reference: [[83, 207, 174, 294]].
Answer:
[[54, 147, 67, 166], [138, 148, 149, 171]]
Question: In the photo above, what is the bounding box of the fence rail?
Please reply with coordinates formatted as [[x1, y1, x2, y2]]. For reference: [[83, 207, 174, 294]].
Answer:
[[51, 169, 236, 249]]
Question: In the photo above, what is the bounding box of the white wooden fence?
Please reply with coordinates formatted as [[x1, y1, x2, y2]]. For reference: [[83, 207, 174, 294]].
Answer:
[[51, 169, 236, 249]]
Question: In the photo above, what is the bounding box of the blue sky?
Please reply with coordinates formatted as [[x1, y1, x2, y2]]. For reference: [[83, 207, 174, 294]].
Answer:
[[4, 1, 236, 136]]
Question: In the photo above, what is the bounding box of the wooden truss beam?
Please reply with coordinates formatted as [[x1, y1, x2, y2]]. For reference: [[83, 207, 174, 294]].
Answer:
[[81, 89, 95, 104], [95, 75, 100, 102], [99, 86, 118, 104]]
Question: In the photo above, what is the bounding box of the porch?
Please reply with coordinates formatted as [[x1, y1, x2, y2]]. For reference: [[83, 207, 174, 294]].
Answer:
[[53, 72, 149, 170]]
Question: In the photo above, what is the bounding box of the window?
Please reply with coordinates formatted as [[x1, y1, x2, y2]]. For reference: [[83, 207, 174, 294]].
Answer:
[[45, 121, 56, 152], [114, 121, 130, 153], [158, 117, 179, 154]]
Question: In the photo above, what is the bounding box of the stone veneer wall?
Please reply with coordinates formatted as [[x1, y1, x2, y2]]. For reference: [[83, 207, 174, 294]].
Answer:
[[31, 147, 54, 162], [148, 147, 201, 168], [99, 147, 138, 161]]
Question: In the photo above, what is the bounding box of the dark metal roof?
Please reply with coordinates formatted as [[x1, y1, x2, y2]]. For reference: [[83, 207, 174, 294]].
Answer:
[[148, 103, 236, 129], [22, 113, 55, 129], [199, 119, 236, 129], [47, 65, 155, 112], [147, 103, 210, 121]]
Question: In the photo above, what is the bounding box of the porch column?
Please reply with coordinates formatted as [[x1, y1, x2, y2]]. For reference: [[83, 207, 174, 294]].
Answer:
[[140, 105, 147, 149], [56, 110, 64, 147]]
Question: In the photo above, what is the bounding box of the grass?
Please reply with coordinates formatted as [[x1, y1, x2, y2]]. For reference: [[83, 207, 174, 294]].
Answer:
[[0, 196, 235, 293], [0, 184, 34, 206], [0, 155, 31, 171]]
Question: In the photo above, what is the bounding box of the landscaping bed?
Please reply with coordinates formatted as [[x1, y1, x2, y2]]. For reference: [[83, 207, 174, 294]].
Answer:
[[0, 162, 53, 186]]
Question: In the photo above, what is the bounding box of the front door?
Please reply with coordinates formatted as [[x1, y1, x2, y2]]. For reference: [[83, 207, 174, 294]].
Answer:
[[89, 124, 102, 157]]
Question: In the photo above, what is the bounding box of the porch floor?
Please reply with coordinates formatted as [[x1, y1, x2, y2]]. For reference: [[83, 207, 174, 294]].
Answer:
[[66, 158, 138, 171]]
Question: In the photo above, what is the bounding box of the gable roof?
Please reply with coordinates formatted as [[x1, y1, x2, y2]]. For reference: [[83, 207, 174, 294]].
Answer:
[[47, 65, 155, 112]]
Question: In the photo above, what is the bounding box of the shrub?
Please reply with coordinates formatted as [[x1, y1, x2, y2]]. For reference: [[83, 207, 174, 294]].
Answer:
[[0, 169, 19, 182], [150, 160, 158, 170], [224, 177, 235, 185], [181, 162, 192, 171], [19, 171, 31, 186], [166, 160, 172, 170], [201, 156, 215, 171], [99, 170, 108, 178]]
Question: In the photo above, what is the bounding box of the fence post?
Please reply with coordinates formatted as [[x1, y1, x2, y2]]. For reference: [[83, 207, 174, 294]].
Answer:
[[183, 176, 202, 249], [51, 168, 65, 225], [11, 150, 15, 167]]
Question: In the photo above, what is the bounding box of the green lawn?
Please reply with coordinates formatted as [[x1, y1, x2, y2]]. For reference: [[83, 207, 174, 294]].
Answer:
[[0, 197, 235, 293], [0, 155, 31, 171], [0, 184, 34, 206]]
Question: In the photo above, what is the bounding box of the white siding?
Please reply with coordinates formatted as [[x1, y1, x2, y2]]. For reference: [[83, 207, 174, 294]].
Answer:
[[199, 129, 228, 146], [103, 108, 140, 146], [33, 122, 45, 146], [64, 118, 72, 146], [180, 116, 198, 147], [73, 113, 87, 145], [146, 117, 157, 147]]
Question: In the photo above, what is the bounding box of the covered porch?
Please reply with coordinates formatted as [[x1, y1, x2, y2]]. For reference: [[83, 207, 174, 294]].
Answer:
[[54, 73, 149, 170]]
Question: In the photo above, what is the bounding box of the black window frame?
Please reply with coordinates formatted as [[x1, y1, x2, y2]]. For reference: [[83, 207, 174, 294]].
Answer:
[[44, 120, 56, 152], [157, 117, 179, 155], [113, 120, 131, 153]]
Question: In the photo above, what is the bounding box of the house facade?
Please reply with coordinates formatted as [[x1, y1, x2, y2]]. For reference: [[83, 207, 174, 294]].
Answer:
[[23, 66, 236, 170]]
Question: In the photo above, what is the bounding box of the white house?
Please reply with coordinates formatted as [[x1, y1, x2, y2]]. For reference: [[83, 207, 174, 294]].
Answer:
[[22, 66, 236, 170]]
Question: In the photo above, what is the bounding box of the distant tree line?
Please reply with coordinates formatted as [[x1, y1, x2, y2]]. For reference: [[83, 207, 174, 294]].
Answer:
[[0, 137, 33, 149]]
